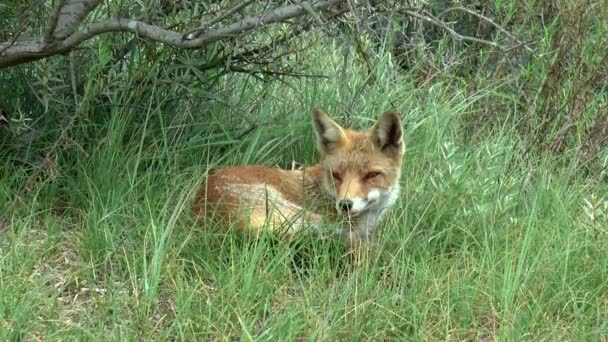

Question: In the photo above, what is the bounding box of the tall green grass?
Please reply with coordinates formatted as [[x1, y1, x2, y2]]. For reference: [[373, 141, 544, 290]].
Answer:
[[1, 31, 608, 342]]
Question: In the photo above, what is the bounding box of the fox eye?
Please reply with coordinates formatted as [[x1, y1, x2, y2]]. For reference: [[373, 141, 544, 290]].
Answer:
[[365, 171, 382, 180], [331, 171, 342, 181]]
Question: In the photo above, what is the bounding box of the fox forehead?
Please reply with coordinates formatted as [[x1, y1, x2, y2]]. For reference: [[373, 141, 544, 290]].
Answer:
[[323, 130, 402, 171], [326, 154, 396, 175]]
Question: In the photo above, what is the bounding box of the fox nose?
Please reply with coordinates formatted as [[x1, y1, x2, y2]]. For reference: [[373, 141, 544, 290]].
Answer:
[[338, 200, 353, 212]]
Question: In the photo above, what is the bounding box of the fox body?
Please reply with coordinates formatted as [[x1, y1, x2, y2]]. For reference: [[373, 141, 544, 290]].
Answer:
[[193, 108, 404, 244]]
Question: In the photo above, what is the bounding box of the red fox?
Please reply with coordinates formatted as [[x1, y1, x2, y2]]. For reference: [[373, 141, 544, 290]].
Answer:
[[193, 107, 404, 245]]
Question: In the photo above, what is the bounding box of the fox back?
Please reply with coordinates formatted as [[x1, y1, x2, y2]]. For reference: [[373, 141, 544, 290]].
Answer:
[[193, 107, 404, 245]]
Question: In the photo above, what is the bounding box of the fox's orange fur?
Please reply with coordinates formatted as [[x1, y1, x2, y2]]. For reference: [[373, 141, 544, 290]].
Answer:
[[193, 107, 404, 245]]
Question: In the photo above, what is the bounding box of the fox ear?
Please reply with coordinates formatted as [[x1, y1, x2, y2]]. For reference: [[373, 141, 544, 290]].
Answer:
[[371, 110, 403, 156], [312, 107, 347, 154]]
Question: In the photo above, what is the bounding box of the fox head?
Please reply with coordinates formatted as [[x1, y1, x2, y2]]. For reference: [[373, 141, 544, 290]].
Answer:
[[312, 107, 404, 218]]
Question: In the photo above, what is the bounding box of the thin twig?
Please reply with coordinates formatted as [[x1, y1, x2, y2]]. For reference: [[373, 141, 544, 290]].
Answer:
[[68, 50, 78, 105], [226, 66, 328, 79], [0, 25, 28, 56], [0, 109, 8, 128], [184, 0, 256, 39], [503, 39, 536, 53], [438, 6, 532, 52], [402, 8, 506, 51], [0, 0, 45, 55]]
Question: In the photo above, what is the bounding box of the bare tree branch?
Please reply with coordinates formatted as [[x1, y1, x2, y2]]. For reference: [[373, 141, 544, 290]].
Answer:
[[52, 0, 104, 39], [0, 0, 524, 71], [44, 0, 66, 43], [0, 0, 346, 69]]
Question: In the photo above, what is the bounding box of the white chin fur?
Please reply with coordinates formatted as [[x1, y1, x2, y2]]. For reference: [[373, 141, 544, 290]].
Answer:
[[337, 186, 400, 216], [350, 197, 368, 212], [383, 184, 400, 209]]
